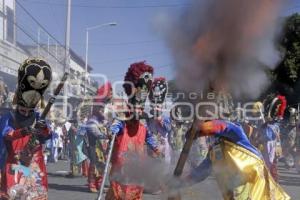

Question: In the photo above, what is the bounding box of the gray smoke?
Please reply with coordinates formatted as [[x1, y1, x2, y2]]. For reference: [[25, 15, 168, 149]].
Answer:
[[110, 152, 171, 189], [161, 0, 285, 99]]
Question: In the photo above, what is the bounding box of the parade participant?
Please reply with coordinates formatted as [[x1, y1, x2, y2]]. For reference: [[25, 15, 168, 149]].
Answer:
[[105, 62, 160, 200], [181, 119, 290, 200], [0, 97, 13, 198], [244, 101, 265, 146], [0, 58, 52, 200], [281, 107, 298, 168], [258, 95, 286, 181], [169, 106, 187, 164], [147, 77, 171, 164], [51, 120, 65, 162], [74, 116, 89, 177], [0, 76, 8, 105], [86, 82, 112, 193]]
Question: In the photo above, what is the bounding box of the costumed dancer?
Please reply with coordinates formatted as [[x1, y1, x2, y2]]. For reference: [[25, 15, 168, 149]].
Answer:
[[258, 95, 286, 181], [105, 62, 160, 200], [244, 101, 265, 145], [74, 116, 89, 177], [281, 107, 298, 168], [169, 106, 187, 165], [0, 58, 52, 200], [147, 77, 172, 165], [86, 82, 112, 193], [0, 94, 13, 198], [181, 119, 290, 200]]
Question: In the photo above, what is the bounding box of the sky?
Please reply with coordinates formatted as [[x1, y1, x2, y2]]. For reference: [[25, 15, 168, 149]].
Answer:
[[17, 0, 300, 84]]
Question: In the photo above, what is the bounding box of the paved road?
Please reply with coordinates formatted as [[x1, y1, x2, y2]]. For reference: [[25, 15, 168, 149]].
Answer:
[[47, 160, 300, 200]]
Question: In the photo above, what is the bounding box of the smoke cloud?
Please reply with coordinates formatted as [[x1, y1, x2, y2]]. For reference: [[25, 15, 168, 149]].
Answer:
[[162, 0, 285, 99]]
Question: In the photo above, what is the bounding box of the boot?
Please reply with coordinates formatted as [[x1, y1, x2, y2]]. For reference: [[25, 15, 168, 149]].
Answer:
[[96, 176, 104, 190], [82, 160, 89, 177]]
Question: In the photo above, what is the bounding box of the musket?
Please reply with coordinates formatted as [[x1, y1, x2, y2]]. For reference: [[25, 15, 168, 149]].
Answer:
[[168, 117, 198, 200], [40, 72, 69, 119]]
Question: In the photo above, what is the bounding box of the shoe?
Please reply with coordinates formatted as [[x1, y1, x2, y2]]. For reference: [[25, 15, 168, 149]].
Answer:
[[89, 187, 98, 193]]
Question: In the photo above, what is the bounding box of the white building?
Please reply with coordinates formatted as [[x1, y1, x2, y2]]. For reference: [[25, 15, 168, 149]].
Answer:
[[0, 0, 28, 90]]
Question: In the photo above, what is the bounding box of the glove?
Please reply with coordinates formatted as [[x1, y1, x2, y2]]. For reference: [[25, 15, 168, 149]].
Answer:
[[152, 148, 162, 158], [35, 120, 48, 130], [110, 120, 124, 135]]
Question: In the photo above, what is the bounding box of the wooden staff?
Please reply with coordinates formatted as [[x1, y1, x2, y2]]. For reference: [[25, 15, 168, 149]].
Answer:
[[168, 118, 198, 200], [97, 133, 116, 200]]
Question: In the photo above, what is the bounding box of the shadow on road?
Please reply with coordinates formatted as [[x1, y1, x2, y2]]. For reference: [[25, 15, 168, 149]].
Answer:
[[279, 175, 300, 187], [48, 183, 90, 193]]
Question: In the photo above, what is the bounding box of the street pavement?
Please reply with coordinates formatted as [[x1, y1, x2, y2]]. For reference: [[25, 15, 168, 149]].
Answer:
[[47, 160, 300, 200]]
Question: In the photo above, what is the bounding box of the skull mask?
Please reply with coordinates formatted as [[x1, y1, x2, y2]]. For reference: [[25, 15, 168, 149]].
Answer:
[[149, 77, 168, 117]]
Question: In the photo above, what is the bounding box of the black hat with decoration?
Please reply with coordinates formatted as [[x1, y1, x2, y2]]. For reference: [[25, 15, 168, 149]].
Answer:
[[13, 58, 52, 109]]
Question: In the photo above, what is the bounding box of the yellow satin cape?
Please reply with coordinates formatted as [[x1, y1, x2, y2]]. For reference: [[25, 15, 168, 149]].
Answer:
[[210, 140, 290, 200]]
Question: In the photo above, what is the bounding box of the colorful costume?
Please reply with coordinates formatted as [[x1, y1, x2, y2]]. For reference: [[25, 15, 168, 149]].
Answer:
[[169, 106, 187, 164], [188, 120, 290, 200], [86, 82, 112, 192], [281, 107, 298, 168], [106, 62, 159, 200], [147, 116, 172, 165], [259, 95, 287, 181], [74, 120, 89, 176], [0, 58, 52, 200], [147, 77, 172, 165]]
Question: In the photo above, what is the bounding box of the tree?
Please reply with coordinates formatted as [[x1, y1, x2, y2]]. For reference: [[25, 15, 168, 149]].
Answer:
[[271, 13, 300, 104]]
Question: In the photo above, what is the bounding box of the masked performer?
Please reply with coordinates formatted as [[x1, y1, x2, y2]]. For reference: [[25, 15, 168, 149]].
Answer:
[[105, 62, 159, 200], [147, 77, 172, 164], [86, 82, 112, 193], [169, 106, 188, 165], [0, 58, 52, 200], [74, 116, 89, 177], [281, 107, 298, 168], [182, 119, 290, 200], [257, 95, 286, 181]]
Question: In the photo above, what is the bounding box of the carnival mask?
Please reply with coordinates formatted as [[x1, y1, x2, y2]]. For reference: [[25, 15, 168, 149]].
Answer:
[[15, 59, 52, 109], [149, 78, 168, 117], [129, 72, 152, 108]]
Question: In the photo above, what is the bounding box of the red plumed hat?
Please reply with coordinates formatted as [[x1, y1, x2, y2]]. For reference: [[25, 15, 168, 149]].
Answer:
[[95, 81, 112, 103], [123, 61, 153, 96], [277, 95, 287, 119]]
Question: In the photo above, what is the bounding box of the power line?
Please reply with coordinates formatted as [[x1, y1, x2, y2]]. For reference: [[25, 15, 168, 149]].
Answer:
[[21, 0, 191, 9], [7, 14, 65, 66], [16, 0, 65, 47], [72, 39, 162, 47], [92, 51, 169, 65], [47, 0, 65, 40]]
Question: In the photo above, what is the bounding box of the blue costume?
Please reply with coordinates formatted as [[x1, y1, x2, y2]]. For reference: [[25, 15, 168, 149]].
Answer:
[[147, 116, 172, 164], [188, 120, 289, 200]]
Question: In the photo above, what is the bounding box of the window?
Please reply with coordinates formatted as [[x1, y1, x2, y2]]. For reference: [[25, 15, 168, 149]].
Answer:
[[6, 6, 13, 43]]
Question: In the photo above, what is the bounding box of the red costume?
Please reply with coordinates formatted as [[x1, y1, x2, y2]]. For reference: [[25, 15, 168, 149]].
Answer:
[[1, 122, 50, 199], [105, 62, 158, 200], [0, 59, 52, 200]]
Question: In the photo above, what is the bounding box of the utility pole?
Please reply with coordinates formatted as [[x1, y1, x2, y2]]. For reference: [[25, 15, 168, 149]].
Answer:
[[13, 0, 16, 45], [64, 0, 71, 118], [64, 0, 78, 176]]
